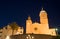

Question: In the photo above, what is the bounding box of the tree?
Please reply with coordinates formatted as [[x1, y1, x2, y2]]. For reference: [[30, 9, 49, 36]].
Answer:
[[9, 22, 19, 35]]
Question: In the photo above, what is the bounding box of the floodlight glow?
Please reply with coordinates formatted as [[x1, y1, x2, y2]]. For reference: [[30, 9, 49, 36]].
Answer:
[[6, 36, 10, 39], [32, 36, 34, 39], [55, 28, 58, 31]]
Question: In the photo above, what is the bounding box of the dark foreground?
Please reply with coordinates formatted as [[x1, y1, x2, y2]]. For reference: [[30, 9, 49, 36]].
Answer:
[[10, 34, 56, 39]]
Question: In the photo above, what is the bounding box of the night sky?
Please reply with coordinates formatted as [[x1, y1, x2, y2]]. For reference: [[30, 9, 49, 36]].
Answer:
[[0, 0, 60, 30]]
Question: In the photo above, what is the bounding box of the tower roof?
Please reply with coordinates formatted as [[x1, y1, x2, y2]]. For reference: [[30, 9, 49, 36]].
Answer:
[[39, 8, 47, 16], [40, 8, 46, 13], [41, 7, 44, 11], [28, 16, 31, 20]]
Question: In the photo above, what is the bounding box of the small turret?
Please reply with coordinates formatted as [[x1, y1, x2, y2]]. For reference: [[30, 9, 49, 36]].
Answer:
[[26, 16, 32, 34], [28, 16, 31, 20]]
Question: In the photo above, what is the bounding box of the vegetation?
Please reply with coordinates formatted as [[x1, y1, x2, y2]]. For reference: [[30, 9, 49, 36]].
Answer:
[[9, 22, 19, 35]]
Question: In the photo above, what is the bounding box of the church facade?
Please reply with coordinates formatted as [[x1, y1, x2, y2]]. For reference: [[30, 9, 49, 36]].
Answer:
[[26, 8, 56, 36]]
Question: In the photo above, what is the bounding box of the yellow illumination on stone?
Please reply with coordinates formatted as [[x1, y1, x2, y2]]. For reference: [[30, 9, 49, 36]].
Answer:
[[26, 8, 56, 36]]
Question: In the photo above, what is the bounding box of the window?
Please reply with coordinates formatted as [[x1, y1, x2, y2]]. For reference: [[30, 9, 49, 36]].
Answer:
[[34, 28, 37, 31]]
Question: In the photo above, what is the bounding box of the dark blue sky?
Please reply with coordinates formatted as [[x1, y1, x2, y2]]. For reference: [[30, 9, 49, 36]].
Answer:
[[0, 0, 60, 29]]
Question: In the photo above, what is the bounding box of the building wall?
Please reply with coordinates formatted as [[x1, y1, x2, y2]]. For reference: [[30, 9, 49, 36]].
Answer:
[[32, 23, 41, 34], [49, 29, 56, 36], [0, 29, 3, 39], [26, 16, 32, 34]]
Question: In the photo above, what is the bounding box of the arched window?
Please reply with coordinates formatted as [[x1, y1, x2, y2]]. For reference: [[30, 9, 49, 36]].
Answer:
[[34, 27, 38, 31]]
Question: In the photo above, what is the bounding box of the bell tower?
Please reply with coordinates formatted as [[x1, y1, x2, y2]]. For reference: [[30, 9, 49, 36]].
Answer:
[[26, 16, 32, 34], [39, 8, 48, 24], [39, 8, 50, 34]]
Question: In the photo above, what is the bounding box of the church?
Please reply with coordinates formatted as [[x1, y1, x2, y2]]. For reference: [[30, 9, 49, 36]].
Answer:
[[0, 8, 57, 39], [26, 8, 56, 36]]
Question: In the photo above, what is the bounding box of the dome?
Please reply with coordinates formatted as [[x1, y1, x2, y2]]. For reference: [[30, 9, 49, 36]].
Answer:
[[28, 16, 31, 20], [39, 8, 47, 16]]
